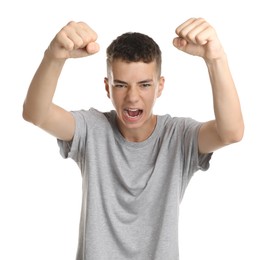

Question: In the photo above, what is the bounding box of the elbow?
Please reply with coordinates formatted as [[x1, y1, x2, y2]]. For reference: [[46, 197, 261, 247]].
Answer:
[[22, 103, 41, 126], [229, 131, 244, 144], [22, 106, 30, 123], [22, 103, 32, 123], [233, 120, 245, 143], [221, 124, 245, 145]]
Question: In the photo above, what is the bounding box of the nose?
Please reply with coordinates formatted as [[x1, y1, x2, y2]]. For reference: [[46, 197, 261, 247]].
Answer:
[[126, 86, 140, 103]]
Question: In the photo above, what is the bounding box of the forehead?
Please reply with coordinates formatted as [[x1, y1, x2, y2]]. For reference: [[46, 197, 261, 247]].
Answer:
[[109, 60, 158, 81]]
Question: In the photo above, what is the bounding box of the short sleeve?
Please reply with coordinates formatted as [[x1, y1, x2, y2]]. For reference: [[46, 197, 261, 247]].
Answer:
[[180, 117, 213, 178], [57, 109, 99, 163]]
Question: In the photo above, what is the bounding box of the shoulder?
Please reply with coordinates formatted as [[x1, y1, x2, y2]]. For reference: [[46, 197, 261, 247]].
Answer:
[[71, 108, 113, 125], [159, 114, 202, 132], [69, 108, 116, 138], [156, 114, 203, 146]]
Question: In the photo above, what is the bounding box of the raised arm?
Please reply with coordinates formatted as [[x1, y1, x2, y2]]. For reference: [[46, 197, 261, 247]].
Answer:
[[173, 18, 244, 154], [22, 21, 99, 141]]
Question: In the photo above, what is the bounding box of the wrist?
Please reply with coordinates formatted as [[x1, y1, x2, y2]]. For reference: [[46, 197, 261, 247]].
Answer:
[[204, 51, 228, 67], [44, 48, 67, 66]]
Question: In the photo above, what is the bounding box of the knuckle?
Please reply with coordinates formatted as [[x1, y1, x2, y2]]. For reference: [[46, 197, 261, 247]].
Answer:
[[66, 41, 74, 51], [74, 38, 84, 49], [177, 29, 185, 38], [67, 20, 76, 27], [57, 30, 66, 39], [197, 17, 205, 23], [195, 35, 202, 44], [56, 30, 67, 45], [187, 31, 194, 40]]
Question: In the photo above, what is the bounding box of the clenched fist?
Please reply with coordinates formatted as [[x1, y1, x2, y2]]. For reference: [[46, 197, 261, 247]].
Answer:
[[173, 18, 225, 61], [45, 21, 100, 60]]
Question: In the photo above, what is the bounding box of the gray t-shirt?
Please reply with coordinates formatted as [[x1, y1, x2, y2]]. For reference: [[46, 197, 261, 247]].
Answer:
[[58, 108, 212, 260]]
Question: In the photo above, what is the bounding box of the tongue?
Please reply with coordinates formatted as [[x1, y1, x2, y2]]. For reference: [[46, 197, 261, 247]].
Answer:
[[128, 110, 140, 117]]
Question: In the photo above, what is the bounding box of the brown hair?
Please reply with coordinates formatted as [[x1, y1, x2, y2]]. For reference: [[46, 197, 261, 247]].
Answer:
[[106, 32, 162, 77]]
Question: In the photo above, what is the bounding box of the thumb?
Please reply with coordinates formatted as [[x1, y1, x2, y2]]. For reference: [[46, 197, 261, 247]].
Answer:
[[172, 37, 187, 51], [86, 42, 100, 55], [172, 37, 204, 57]]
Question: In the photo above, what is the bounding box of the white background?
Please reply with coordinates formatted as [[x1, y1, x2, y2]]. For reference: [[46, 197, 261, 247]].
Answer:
[[1, 0, 270, 259]]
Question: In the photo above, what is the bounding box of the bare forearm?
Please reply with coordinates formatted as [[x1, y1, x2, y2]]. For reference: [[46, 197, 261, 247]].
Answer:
[[23, 54, 65, 125], [206, 54, 244, 143]]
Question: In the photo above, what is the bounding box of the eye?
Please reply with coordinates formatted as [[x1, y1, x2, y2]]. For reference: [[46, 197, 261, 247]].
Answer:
[[114, 84, 126, 88], [141, 83, 151, 88]]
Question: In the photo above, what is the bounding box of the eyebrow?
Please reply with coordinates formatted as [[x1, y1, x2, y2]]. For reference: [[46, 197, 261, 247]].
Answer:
[[113, 80, 127, 85], [113, 79, 154, 85]]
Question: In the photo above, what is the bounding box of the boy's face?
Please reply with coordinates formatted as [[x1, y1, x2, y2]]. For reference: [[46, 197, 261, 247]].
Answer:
[[105, 59, 164, 141]]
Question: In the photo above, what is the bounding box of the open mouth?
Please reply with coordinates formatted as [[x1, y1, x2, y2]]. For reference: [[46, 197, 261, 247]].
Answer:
[[124, 108, 143, 119]]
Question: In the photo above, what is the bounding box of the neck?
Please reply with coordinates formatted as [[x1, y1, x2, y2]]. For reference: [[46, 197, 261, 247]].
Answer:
[[117, 115, 157, 142]]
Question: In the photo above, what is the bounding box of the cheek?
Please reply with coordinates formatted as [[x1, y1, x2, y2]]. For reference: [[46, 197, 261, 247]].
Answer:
[[110, 91, 123, 106], [145, 93, 158, 108]]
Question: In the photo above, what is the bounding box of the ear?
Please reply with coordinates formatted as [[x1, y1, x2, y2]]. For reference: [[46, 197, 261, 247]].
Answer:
[[104, 77, 110, 98], [157, 76, 165, 98]]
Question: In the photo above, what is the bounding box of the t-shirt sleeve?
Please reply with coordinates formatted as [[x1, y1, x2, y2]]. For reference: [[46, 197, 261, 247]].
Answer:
[[181, 117, 213, 174], [195, 126, 213, 172], [57, 109, 97, 163], [57, 111, 85, 163], [170, 117, 213, 200]]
